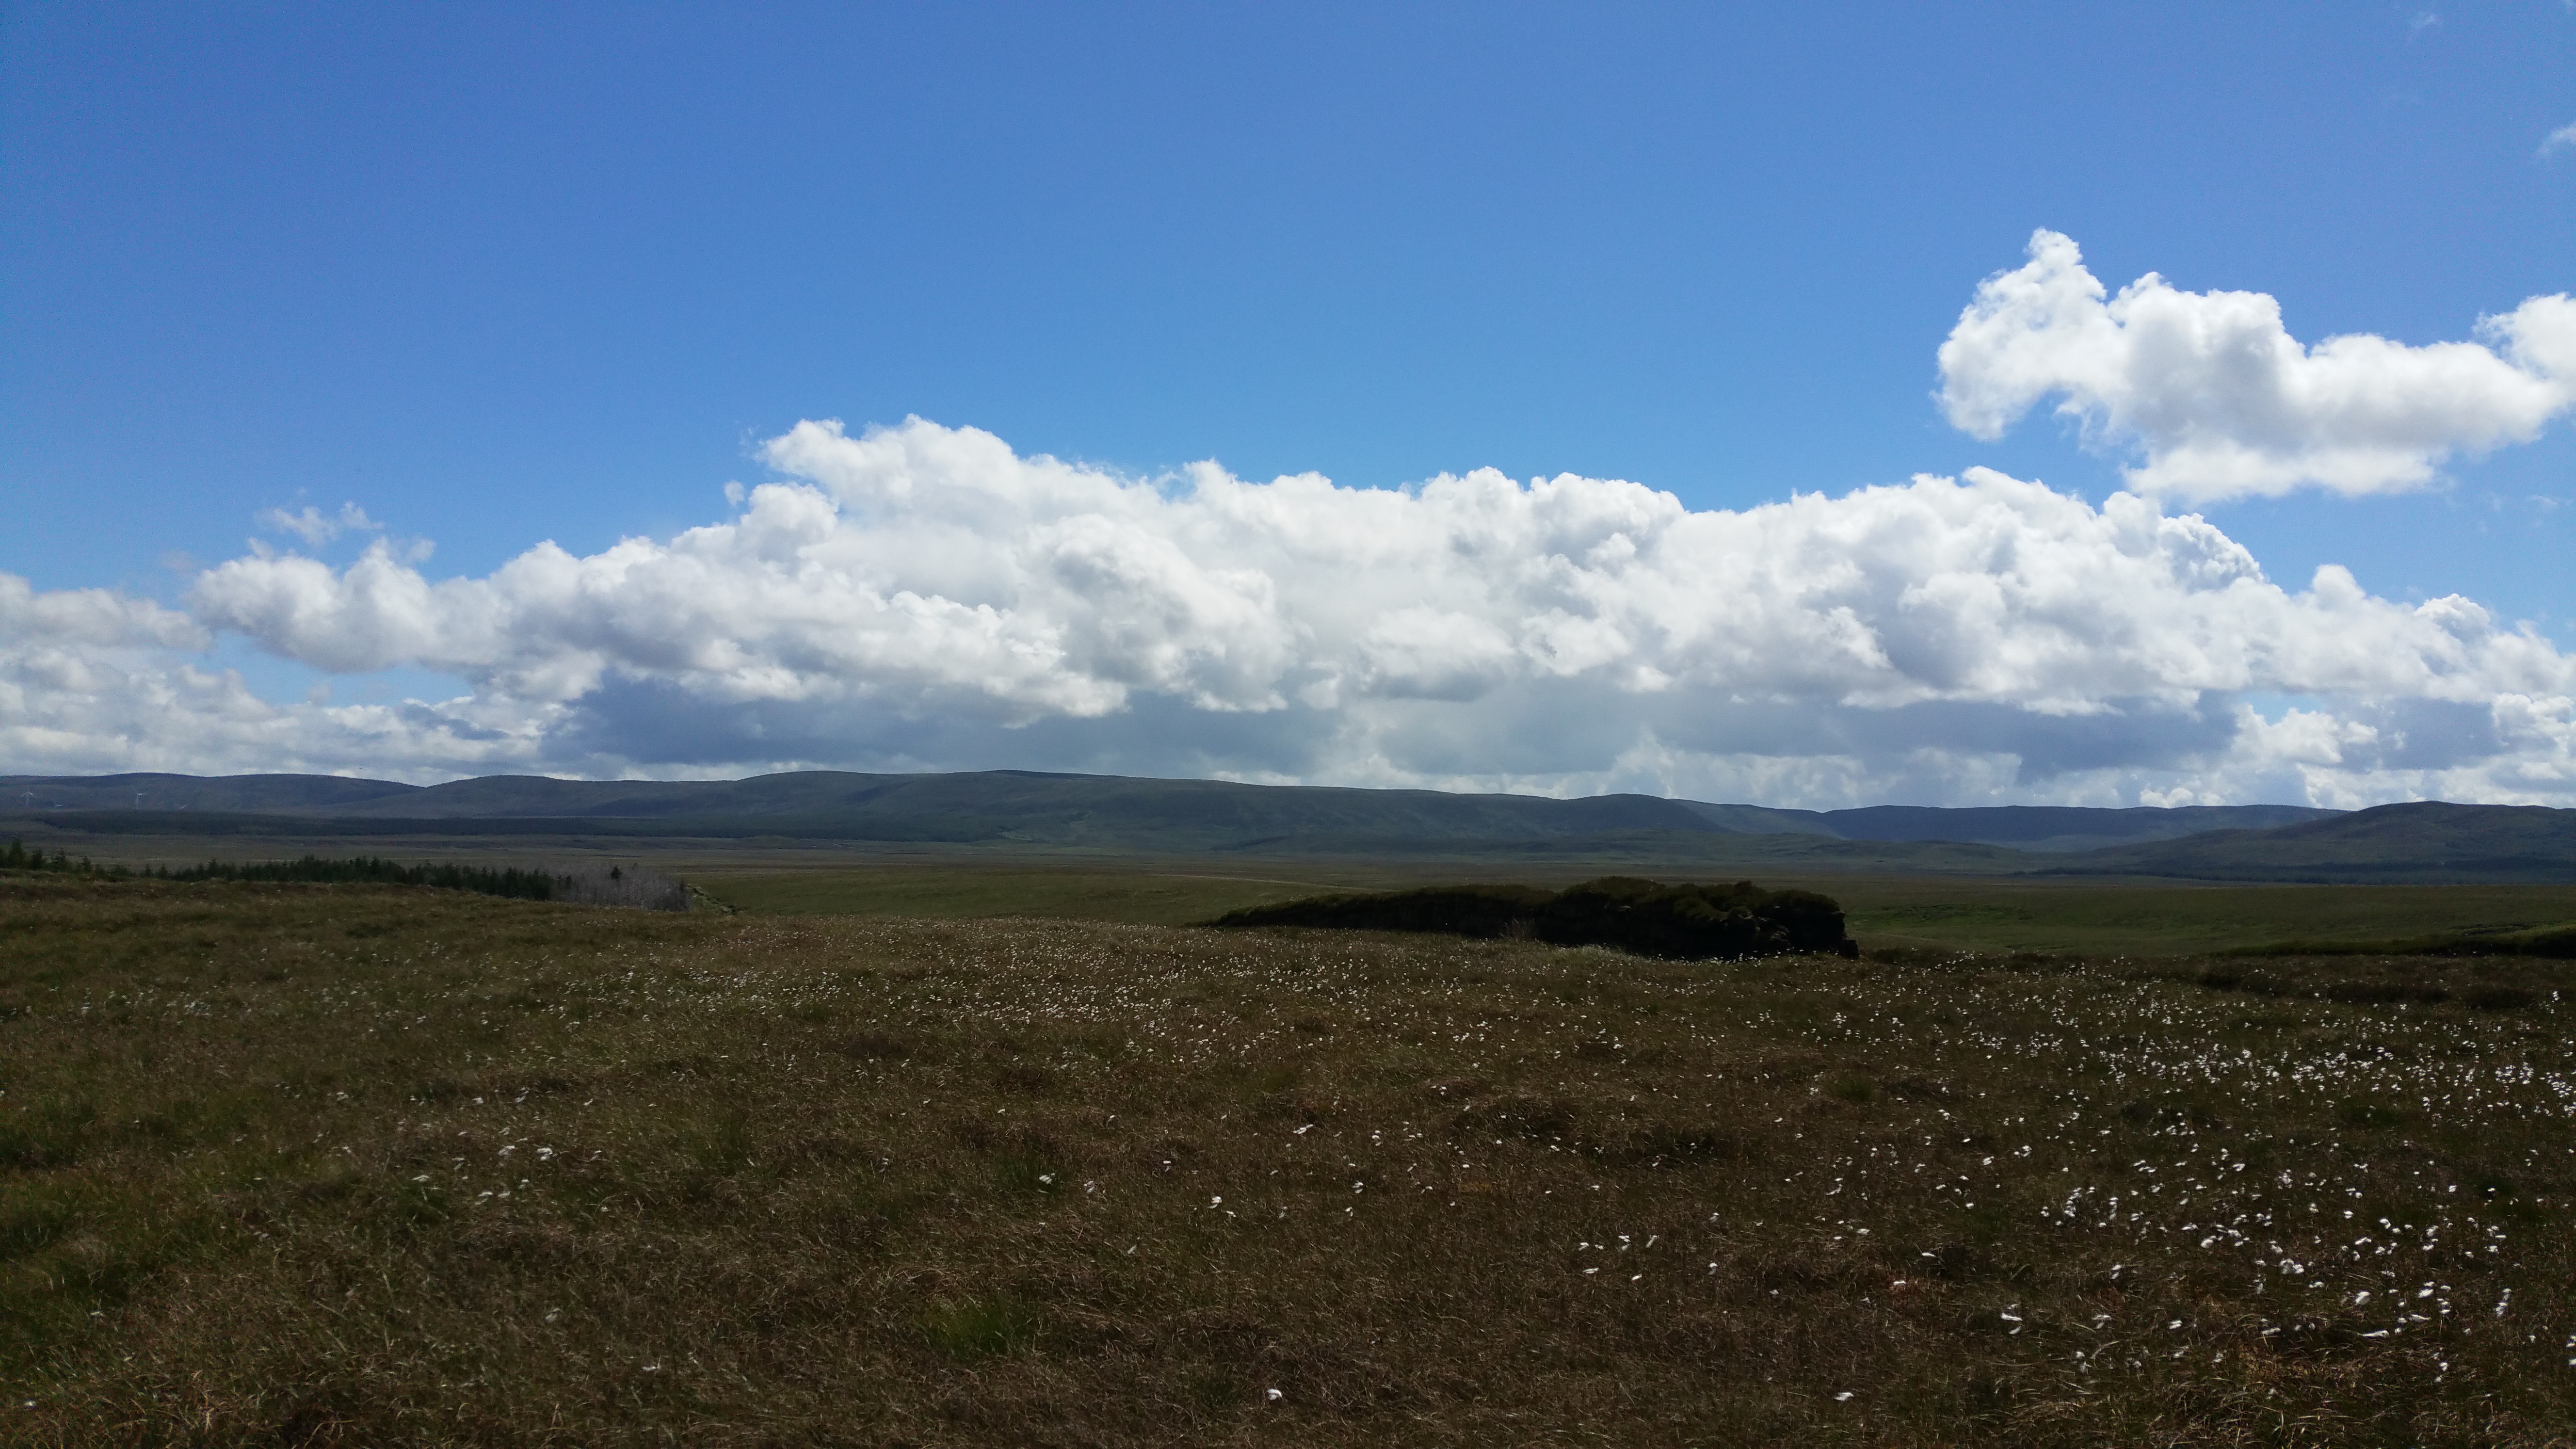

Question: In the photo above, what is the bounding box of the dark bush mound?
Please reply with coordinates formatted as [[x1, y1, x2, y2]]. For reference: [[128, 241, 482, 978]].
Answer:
[[1210, 876, 1857, 960]]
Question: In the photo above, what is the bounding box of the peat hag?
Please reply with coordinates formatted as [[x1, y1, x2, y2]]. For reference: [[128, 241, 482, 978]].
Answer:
[[1210, 875, 1860, 959]]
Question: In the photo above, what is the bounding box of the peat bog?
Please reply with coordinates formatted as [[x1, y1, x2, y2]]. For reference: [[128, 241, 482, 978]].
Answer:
[[3, 873, 2574, 1446]]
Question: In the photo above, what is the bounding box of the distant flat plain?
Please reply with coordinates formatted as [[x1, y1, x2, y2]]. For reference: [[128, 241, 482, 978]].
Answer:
[[689, 857, 2576, 956], [23, 821, 2574, 956]]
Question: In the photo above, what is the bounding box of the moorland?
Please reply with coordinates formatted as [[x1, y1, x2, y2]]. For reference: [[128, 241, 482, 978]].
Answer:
[[5, 772, 2576, 1445]]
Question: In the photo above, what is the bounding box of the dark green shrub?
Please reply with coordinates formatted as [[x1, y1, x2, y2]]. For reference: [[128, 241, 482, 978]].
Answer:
[[1209, 876, 1856, 960]]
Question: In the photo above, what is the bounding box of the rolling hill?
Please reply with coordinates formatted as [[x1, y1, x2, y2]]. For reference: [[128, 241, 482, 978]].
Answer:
[[2042, 801, 2576, 884], [6, 769, 2324, 854], [6, 771, 2566, 880]]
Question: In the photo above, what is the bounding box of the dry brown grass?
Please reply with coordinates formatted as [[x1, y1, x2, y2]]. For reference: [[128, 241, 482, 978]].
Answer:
[[4, 874, 2574, 1446]]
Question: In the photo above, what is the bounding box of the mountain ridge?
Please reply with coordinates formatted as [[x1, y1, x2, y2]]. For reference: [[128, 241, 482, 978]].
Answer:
[[6, 771, 2567, 881], [4, 768, 2335, 850]]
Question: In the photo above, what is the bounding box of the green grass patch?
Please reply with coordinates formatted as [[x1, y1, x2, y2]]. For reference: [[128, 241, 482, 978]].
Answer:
[[696, 862, 1335, 924], [919, 1294, 1043, 1359]]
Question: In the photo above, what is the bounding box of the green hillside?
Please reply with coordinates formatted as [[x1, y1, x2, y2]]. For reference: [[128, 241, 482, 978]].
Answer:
[[2045, 801, 2576, 884]]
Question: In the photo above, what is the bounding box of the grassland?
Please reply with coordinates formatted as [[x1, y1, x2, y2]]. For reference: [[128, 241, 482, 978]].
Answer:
[[5, 872, 2575, 1446], [694, 860, 1352, 926], [1821, 878, 2576, 957], [26, 823, 2576, 952], [684, 857, 2576, 957]]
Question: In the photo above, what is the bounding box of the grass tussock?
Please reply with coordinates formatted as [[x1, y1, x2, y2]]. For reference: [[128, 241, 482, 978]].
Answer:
[[2, 874, 2573, 1446]]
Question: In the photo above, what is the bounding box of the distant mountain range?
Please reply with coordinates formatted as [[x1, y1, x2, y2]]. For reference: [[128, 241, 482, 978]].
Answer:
[[4, 769, 2570, 882]]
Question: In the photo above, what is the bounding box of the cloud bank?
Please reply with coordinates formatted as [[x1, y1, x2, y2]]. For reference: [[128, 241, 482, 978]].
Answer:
[[7, 234, 2574, 807], [1939, 230, 2576, 503]]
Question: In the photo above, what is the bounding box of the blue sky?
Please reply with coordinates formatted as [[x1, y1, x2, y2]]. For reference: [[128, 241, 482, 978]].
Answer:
[[4, 3, 2574, 805]]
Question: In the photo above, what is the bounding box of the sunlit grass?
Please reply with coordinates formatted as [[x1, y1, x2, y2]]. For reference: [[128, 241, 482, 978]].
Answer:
[[3, 874, 2572, 1445]]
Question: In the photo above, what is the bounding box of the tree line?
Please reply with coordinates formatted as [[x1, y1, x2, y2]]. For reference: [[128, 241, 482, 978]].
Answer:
[[0, 842, 682, 908]]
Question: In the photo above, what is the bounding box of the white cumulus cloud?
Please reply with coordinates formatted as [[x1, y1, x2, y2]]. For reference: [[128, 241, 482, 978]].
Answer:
[[0, 571, 552, 780], [144, 417, 2576, 805], [12, 236, 2576, 807], [1938, 230, 2576, 503]]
